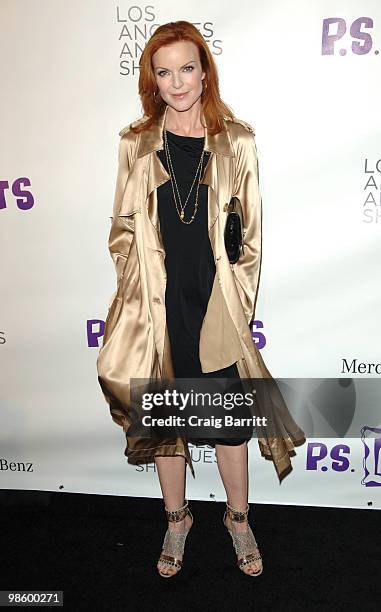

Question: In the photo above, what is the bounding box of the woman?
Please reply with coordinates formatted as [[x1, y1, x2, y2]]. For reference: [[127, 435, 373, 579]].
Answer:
[[97, 21, 306, 578]]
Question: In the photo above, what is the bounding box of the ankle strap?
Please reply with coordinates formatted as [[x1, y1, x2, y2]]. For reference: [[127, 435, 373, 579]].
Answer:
[[164, 498, 189, 522], [226, 501, 249, 522]]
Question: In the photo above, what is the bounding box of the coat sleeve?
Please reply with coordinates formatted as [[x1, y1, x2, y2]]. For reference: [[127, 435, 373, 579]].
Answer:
[[107, 134, 135, 304], [231, 128, 263, 325]]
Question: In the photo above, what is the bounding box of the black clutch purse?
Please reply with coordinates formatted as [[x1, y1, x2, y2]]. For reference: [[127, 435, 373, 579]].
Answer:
[[224, 196, 244, 264]]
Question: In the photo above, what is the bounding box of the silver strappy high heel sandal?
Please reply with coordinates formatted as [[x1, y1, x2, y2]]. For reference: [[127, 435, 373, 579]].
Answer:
[[157, 498, 193, 578], [223, 501, 263, 576]]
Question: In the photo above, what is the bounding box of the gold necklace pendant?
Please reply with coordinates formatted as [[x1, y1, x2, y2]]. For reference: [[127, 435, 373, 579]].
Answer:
[[163, 128, 205, 225]]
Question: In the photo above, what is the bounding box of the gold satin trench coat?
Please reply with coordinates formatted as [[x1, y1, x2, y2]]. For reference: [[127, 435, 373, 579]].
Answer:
[[97, 104, 306, 483]]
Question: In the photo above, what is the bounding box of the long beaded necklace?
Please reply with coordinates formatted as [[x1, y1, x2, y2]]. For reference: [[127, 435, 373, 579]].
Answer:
[[163, 128, 205, 225]]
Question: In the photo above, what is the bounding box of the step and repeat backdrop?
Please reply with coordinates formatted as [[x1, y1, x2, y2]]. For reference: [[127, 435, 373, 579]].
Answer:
[[1, 0, 380, 510]]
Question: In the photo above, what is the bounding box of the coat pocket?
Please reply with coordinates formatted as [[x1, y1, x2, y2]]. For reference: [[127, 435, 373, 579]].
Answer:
[[118, 214, 135, 231]]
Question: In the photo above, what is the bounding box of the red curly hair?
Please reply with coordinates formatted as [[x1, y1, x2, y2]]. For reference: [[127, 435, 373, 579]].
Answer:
[[131, 20, 235, 136]]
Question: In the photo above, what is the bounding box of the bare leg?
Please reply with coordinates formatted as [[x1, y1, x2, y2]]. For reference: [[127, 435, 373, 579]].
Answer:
[[155, 455, 192, 576], [215, 442, 262, 575]]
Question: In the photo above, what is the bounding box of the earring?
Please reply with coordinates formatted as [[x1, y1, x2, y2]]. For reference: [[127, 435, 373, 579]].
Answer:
[[153, 90, 160, 103]]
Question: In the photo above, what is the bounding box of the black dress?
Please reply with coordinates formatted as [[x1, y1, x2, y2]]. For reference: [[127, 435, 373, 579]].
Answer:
[[156, 129, 252, 447]]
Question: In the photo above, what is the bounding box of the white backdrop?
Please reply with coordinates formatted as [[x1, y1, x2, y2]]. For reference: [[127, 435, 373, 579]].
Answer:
[[1, 0, 380, 510]]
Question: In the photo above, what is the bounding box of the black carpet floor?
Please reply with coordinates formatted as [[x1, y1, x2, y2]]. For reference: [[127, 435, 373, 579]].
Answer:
[[0, 490, 379, 611]]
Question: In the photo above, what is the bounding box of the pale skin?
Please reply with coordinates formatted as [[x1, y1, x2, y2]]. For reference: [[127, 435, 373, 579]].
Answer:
[[152, 40, 262, 576]]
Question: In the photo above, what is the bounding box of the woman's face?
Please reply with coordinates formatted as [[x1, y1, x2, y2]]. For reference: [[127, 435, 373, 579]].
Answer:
[[152, 40, 205, 111]]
